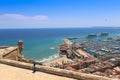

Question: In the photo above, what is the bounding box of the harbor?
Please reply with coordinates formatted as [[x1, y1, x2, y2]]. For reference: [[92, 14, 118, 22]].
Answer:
[[0, 0, 120, 79], [45, 33, 120, 79], [0, 32, 120, 80]]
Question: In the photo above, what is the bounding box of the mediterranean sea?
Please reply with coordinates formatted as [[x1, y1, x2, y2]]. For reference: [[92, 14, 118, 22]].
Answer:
[[0, 28, 120, 62]]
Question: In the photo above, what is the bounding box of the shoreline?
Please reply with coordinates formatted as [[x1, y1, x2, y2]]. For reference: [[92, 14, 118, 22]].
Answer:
[[43, 55, 69, 66], [1, 33, 120, 80]]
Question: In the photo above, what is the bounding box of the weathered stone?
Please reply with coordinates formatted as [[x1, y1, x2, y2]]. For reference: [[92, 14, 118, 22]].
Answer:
[[0, 59, 116, 80]]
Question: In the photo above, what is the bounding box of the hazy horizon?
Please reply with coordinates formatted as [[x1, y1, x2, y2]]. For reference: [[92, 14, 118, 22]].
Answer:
[[0, 26, 120, 29]]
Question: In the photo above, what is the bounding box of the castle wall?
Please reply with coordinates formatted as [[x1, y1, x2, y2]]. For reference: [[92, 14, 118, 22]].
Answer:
[[3, 48, 22, 61], [0, 59, 114, 80]]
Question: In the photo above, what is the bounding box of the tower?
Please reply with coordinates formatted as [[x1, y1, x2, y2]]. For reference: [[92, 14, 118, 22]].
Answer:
[[18, 40, 24, 53]]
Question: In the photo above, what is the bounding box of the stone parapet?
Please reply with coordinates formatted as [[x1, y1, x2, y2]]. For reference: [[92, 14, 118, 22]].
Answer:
[[0, 59, 117, 80]]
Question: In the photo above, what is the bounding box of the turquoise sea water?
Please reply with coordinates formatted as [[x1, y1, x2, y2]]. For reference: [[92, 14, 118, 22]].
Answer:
[[0, 28, 120, 62]]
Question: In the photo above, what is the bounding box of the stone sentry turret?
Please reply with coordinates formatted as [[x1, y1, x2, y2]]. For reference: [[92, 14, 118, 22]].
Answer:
[[18, 40, 24, 53]]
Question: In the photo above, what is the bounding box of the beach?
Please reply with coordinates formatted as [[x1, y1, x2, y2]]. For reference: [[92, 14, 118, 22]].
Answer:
[[0, 63, 75, 80], [43, 55, 69, 66]]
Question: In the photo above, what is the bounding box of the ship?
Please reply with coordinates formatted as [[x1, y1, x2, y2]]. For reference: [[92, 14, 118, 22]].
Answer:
[[86, 34, 97, 38], [67, 37, 78, 40], [100, 32, 108, 36]]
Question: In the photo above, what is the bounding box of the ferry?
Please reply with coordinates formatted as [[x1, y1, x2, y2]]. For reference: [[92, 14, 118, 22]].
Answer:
[[86, 34, 97, 38], [100, 32, 108, 36], [67, 37, 78, 40]]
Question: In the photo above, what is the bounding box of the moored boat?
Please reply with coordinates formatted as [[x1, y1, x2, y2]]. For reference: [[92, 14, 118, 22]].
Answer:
[[100, 32, 108, 36], [86, 34, 97, 38]]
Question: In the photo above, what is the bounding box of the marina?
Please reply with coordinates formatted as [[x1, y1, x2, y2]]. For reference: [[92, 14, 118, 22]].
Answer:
[[48, 34, 120, 79]]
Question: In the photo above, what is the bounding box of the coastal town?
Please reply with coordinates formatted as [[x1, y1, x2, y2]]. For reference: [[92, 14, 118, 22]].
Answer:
[[0, 32, 120, 80], [44, 32, 120, 80], [0, 0, 120, 80]]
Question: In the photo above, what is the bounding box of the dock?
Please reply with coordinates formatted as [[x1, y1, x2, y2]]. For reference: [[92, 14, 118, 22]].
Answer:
[[63, 38, 73, 47], [60, 38, 92, 59], [76, 49, 90, 58]]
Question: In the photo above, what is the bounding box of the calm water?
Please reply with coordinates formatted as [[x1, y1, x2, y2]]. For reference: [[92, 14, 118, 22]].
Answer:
[[0, 28, 120, 62]]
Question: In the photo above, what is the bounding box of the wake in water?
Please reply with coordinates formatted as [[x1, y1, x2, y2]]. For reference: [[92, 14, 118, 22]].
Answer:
[[50, 47, 55, 50], [39, 54, 60, 62]]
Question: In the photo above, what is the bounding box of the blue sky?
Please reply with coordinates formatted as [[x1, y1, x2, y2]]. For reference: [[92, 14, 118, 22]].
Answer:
[[0, 0, 120, 28]]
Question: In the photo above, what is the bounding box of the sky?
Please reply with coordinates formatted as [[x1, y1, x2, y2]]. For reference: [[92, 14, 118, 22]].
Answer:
[[0, 0, 120, 28]]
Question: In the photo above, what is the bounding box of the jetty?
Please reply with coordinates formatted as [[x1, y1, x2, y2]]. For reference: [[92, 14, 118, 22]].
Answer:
[[62, 38, 91, 58], [76, 49, 90, 58], [63, 38, 73, 46]]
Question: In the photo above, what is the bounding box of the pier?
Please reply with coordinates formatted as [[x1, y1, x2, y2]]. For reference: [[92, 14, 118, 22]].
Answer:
[[63, 38, 73, 47], [76, 49, 90, 58], [61, 38, 91, 59]]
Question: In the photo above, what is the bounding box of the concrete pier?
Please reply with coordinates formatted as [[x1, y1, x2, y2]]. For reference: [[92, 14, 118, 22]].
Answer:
[[76, 49, 90, 58], [63, 38, 73, 48]]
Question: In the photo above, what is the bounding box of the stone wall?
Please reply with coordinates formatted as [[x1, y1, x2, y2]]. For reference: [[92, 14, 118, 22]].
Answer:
[[0, 59, 116, 80], [0, 46, 8, 49], [3, 47, 22, 61]]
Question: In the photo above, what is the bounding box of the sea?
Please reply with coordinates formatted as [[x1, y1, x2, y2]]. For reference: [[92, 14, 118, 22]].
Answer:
[[0, 27, 120, 62]]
